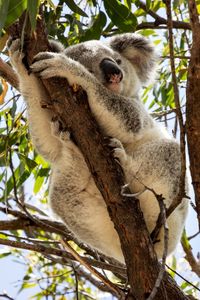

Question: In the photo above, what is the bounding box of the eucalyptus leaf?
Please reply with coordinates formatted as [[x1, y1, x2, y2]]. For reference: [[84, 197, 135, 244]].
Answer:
[[80, 11, 106, 41], [5, 0, 27, 29], [27, 0, 39, 30], [0, 0, 10, 34], [104, 0, 137, 32], [65, 0, 88, 17]]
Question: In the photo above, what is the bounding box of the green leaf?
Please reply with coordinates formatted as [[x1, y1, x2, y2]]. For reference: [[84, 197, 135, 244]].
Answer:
[[5, 0, 27, 29], [65, 0, 88, 17], [173, 0, 180, 10], [0, 232, 8, 239], [80, 11, 107, 41], [10, 99, 17, 118], [2, 161, 33, 199], [0, 0, 10, 34], [146, 0, 151, 10], [124, 0, 132, 9], [0, 251, 11, 258], [33, 175, 45, 194], [27, 0, 39, 30], [181, 281, 190, 290], [18, 153, 37, 172], [104, 0, 137, 32], [139, 29, 156, 36], [181, 229, 190, 249], [148, 98, 156, 109], [167, 256, 176, 278], [33, 167, 49, 193], [17, 169, 31, 187], [0, 81, 3, 95], [0, 171, 5, 183], [150, 0, 164, 11], [18, 281, 37, 294]]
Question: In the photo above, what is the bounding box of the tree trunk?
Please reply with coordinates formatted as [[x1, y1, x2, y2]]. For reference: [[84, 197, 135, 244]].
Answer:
[[186, 0, 200, 229]]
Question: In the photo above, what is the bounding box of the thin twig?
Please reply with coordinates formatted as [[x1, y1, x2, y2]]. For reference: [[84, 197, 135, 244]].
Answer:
[[76, 266, 121, 296], [137, 0, 191, 30], [181, 231, 200, 277], [72, 262, 80, 300], [60, 239, 125, 299], [0, 237, 126, 276], [165, 0, 187, 218], [146, 190, 168, 300], [0, 294, 14, 300], [0, 231, 60, 244], [166, 264, 200, 292], [188, 231, 200, 241], [0, 205, 127, 275]]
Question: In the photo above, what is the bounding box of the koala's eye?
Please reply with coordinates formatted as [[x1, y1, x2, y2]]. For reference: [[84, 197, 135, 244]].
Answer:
[[116, 59, 122, 65], [89, 69, 94, 74]]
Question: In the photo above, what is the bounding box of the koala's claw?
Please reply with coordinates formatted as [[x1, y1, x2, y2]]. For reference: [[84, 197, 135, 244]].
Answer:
[[7, 38, 21, 54], [103, 136, 113, 147], [30, 52, 62, 79], [51, 119, 60, 137], [51, 119, 70, 142], [109, 138, 127, 164], [8, 39, 27, 74], [109, 138, 124, 150], [60, 130, 71, 142], [32, 52, 55, 64]]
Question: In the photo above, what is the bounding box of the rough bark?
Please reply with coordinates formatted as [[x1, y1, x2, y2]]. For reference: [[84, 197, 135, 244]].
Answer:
[[6, 10, 195, 300], [186, 1, 200, 229], [0, 58, 18, 89]]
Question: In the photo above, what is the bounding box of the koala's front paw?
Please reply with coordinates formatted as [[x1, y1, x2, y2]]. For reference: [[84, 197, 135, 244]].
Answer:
[[109, 138, 127, 165], [7, 38, 20, 54], [51, 119, 70, 143], [30, 52, 91, 88], [8, 39, 26, 74], [30, 52, 67, 79]]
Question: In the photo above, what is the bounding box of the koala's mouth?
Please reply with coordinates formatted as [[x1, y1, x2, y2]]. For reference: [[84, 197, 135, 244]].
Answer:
[[105, 73, 123, 93], [107, 73, 123, 84]]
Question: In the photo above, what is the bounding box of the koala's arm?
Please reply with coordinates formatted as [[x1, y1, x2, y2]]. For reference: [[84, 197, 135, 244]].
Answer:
[[30, 52, 153, 144], [9, 40, 63, 162]]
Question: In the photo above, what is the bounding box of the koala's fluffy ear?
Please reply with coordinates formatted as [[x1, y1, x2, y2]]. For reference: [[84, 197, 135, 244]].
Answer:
[[107, 33, 158, 84]]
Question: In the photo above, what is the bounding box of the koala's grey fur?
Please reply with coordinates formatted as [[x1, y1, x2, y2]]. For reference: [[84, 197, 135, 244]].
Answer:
[[9, 33, 188, 263]]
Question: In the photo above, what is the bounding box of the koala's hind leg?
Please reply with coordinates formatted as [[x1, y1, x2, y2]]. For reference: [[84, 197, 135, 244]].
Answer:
[[49, 134, 124, 262], [112, 138, 188, 258]]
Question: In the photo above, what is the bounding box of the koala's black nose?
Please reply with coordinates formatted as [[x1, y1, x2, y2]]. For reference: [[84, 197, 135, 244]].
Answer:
[[100, 59, 123, 83]]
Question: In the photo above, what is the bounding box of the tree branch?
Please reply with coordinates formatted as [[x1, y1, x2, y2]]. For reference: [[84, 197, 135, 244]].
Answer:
[[137, 0, 191, 30], [60, 239, 125, 299], [181, 233, 200, 277], [0, 58, 19, 89], [165, 0, 187, 216], [75, 266, 119, 296], [0, 236, 126, 276], [186, 0, 200, 229], [0, 206, 125, 273]]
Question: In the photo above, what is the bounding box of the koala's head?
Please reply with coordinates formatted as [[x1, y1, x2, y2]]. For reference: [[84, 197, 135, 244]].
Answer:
[[64, 33, 158, 97]]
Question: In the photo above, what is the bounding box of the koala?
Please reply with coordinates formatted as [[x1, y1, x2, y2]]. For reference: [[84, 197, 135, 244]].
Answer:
[[9, 33, 188, 263]]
